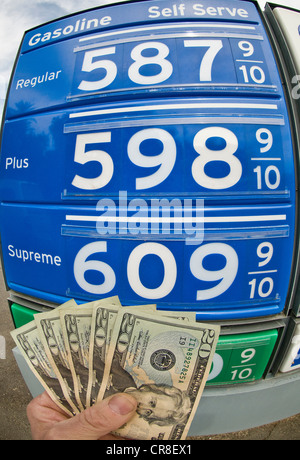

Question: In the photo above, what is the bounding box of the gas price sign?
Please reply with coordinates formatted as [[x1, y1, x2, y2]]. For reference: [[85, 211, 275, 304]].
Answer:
[[207, 328, 278, 385], [0, 0, 297, 319]]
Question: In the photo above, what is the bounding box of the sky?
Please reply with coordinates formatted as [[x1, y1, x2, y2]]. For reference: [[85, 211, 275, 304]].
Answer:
[[0, 0, 299, 116]]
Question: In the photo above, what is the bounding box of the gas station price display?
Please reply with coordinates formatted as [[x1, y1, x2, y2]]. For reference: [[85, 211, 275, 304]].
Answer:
[[5, 0, 285, 117], [0, 0, 297, 320]]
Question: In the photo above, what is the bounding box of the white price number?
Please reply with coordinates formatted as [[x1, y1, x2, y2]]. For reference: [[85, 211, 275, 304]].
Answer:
[[237, 40, 266, 84], [74, 242, 116, 294], [72, 133, 114, 190], [73, 241, 238, 301], [78, 47, 117, 92], [192, 127, 241, 190], [254, 165, 280, 190], [71, 125, 281, 192], [239, 64, 265, 84], [249, 242, 275, 299], [128, 42, 173, 85], [238, 41, 255, 57], [231, 348, 256, 381], [253, 128, 280, 190], [78, 39, 224, 90], [127, 128, 176, 190], [77, 39, 267, 91]]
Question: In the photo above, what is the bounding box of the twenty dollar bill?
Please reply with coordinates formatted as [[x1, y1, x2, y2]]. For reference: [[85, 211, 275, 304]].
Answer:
[[98, 308, 220, 440]]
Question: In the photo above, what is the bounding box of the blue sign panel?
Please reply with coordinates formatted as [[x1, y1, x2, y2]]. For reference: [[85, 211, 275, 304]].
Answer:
[[0, 0, 297, 319], [5, 0, 285, 118], [0, 99, 294, 203], [0, 201, 294, 319]]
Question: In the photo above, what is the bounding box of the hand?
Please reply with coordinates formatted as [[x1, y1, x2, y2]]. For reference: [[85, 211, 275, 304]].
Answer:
[[27, 391, 137, 440]]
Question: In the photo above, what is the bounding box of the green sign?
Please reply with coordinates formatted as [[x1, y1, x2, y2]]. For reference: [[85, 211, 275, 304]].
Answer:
[[207, 329, 278, 385]]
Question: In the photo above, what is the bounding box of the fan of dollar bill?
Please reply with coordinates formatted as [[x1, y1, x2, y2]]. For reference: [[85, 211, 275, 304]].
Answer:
[[11, 296, 220, 440]]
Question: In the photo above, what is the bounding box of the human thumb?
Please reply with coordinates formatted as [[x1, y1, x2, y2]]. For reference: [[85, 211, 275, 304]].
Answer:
[[45, 394, 137, 440]]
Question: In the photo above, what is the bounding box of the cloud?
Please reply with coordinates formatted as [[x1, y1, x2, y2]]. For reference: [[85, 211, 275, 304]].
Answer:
[[0, 0, 296, 115], [0, 0, 131, 120], [0, 0, 125, 83], [0, 1, 61, 81]]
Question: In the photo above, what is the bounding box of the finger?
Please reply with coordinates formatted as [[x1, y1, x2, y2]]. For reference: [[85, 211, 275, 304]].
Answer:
[[27, 392, 70, 440], [44, 393, 137, 440]]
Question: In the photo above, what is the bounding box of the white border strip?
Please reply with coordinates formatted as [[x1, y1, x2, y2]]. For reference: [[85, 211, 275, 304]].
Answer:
[[64, 116, 284, 133], [65, 214, 286, 223], [78, 23, 257, 43], [69, 102, 278, 119], [75, 32, 263, 52]]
